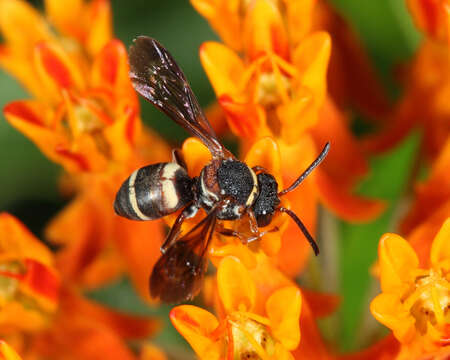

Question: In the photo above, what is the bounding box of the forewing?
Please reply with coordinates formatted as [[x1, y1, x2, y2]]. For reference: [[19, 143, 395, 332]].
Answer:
[[129, 36, 224, 157], [149, 209, 217, 303]]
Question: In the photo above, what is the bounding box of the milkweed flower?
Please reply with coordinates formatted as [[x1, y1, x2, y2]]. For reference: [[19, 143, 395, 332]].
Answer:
[[171, 256, 302, 360], [0, 0, 171, 301], [0, 213, 161, 360], [364, 0, 450, 159], [370, 218, 450, 357], [192, 0, 385, 275], [172, 254, 335, 360], [0, 212, 59, 333]]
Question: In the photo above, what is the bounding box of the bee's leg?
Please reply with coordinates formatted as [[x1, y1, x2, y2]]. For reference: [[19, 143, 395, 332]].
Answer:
[[252, 166, 268, 174], [160, 203, 198, 253], [247, 210, 260, 235], [246, 226, 279, 243], [216, 224, 247, 242]]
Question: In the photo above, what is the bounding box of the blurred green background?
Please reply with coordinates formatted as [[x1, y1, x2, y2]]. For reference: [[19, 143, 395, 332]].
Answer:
[[0, 0, 422, 355]]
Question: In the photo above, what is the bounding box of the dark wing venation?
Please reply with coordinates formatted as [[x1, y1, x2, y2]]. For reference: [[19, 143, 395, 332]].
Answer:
[[149, 209, 218, 303], [129, 36, 224, 157]]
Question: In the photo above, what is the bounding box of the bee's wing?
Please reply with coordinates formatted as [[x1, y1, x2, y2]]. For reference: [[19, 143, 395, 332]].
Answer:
[[129, 36, 226, 158], [149, 209, 217, 303]]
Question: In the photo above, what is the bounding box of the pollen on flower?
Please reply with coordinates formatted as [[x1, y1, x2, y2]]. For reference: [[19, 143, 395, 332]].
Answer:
[[229, 314, 276, 359], [256, 72, 291, 107], [406, 269, 450, 335]]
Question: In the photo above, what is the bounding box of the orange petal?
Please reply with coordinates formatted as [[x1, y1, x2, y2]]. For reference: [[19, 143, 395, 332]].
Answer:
[[219, 95, 271, 139], [276, 137, 318, 276], [170, 305, 221, 360], [315, 169, 386, 222], [104, 105, 141, 162], [191, 0, 242, 51], [0, 341, 22, 360], [0, 46, 50, 101], [278, 89, 317, 144], [44, 317, 138, 360], [291, 298, 332, 359], [282, 0, 315, 45], [378, 233, 419, 292], [181, 137, 212, 178], [244, 137, 282, 185], [430, 218, 450, 268], [61, 289, 160, 339], [91, 39, 135, 98], [217, 256, 256, 313], [408, 201, 450, 267], [292, 31, 331, 106], [3, 101, 94, 172], [301, 289, 340, 318], [85, 0, 113, 56], [210, 240, 257, 270], [34, 41, 85, 96], [0, 212, 53, 266], [200, 41, 245, 97], [311, 98, 369, 188], [0, 0, 52, 52], [114, 217, 166, 304], [339, 334, 400, 360], [44, 0, 84, 39], [244, 0, 289, 60], [140, 344, 168, 360], [266, 286, 302, 350], [370, 293, 416, 343]]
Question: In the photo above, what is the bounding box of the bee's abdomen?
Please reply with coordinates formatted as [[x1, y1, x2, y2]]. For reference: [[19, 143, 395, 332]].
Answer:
[[114, 163, 193, 221]]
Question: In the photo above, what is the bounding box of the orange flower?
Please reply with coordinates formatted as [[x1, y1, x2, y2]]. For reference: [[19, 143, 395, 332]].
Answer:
[[172, 253, 335, 360], [0, 213, 160, 360], [370, 218, 450, 356], [364, 0, 450, 158], [0, 0, 171, 300], [0, 213, 60, 334], [171, 256, 302, 360], [195, 0, 384, 275]]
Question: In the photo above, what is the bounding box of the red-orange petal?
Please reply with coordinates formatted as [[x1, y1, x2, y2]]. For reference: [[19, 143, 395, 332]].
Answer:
[[34, 41, 85, 95], [60, 288, 160, 339], [311, 98, 369, 189], [301, 289, 340, 318], [219, 95, 271, 140], [315, 169, 386, 222]]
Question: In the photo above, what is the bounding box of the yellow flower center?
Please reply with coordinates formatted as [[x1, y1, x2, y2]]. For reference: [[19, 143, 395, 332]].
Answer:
[[404, 268, 450, 335], [228, 312, 276, 360], [0, 262, 21, 305], [256, 72, 290, 108]]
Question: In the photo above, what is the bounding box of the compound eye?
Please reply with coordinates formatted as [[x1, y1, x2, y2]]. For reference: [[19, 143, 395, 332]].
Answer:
[[256, 213, 273, 227]]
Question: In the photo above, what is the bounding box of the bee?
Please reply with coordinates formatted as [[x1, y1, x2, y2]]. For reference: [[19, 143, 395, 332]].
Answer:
[[114, 36, 330, 303]]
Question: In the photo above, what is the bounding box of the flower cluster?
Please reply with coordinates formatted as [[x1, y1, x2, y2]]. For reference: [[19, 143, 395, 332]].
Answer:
[[0, 0, 449, 359]]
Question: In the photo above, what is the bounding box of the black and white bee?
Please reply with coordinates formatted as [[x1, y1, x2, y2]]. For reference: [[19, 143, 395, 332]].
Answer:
[[114, 36, 330, 303]]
